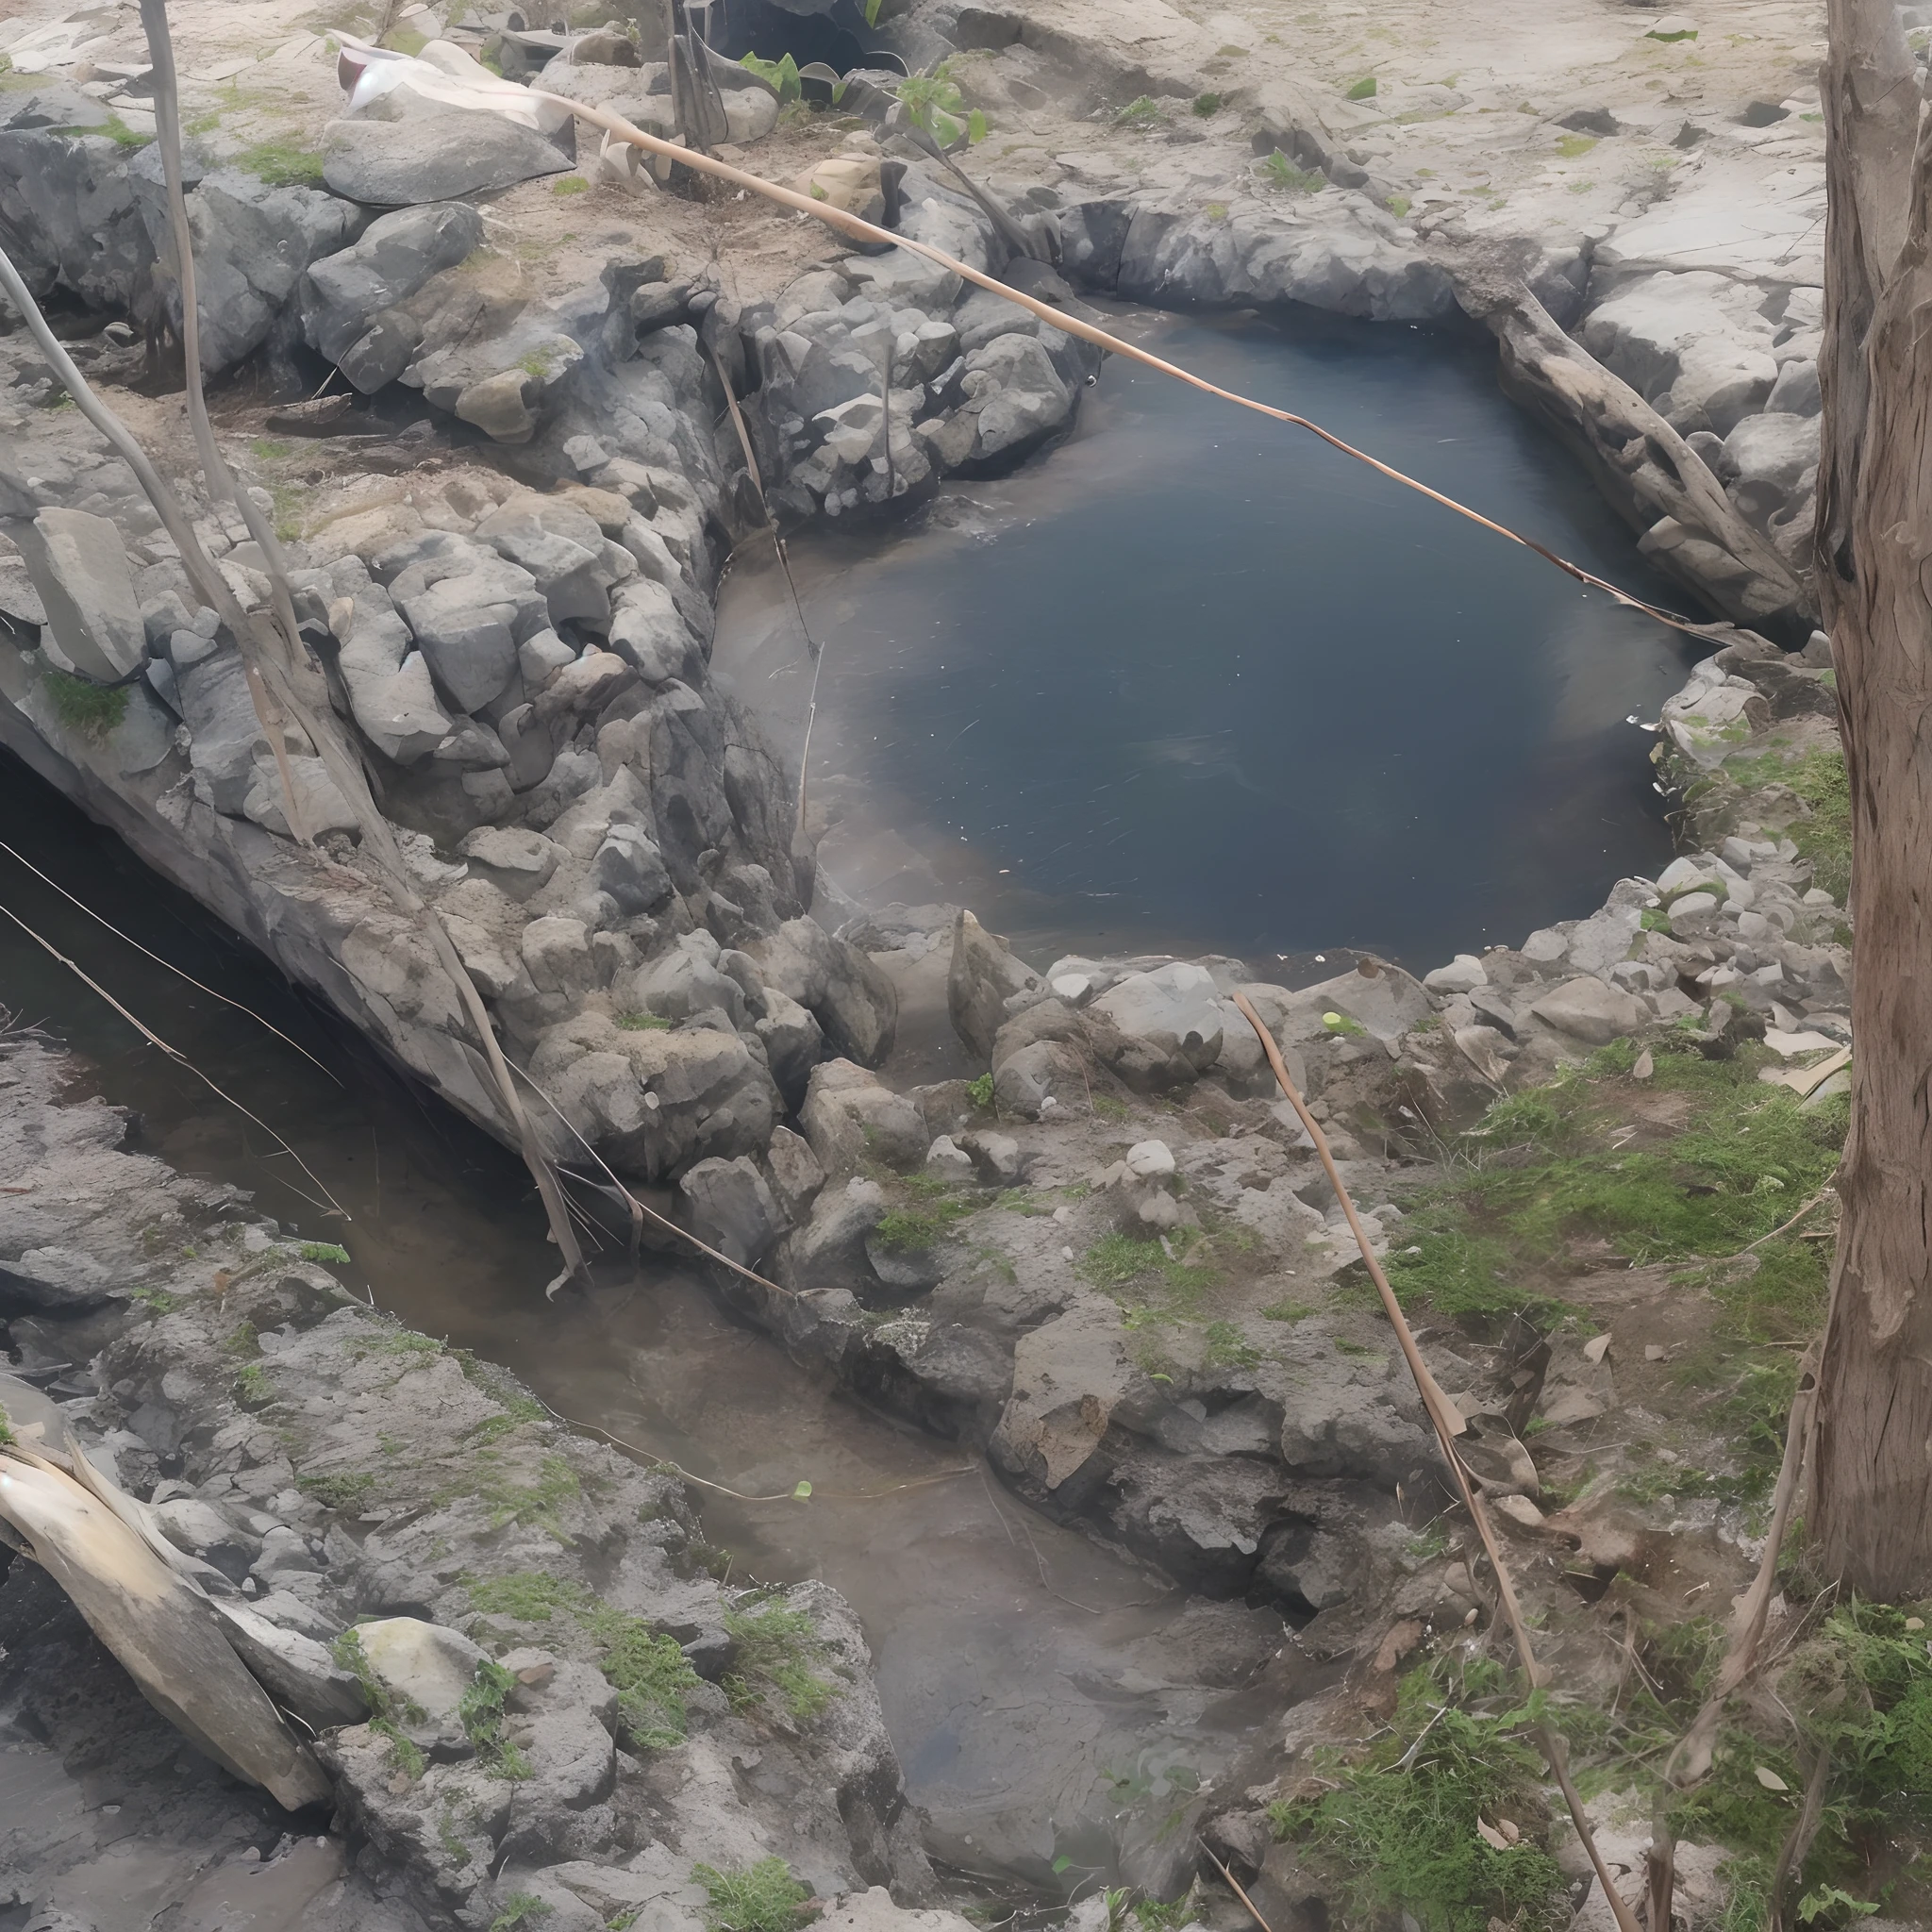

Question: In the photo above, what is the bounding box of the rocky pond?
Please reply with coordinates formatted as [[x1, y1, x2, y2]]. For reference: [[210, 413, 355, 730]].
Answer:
[[0, 0, 1909, 1927]]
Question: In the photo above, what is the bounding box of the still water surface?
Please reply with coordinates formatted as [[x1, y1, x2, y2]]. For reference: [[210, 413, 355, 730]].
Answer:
[[714, 304, 1694, 969]]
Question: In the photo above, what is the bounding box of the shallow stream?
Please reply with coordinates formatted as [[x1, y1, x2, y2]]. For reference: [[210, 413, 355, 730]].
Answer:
[[1, 310, 1707, 1894]]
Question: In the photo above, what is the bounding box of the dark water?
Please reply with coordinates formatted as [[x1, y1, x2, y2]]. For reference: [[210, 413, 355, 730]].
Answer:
[[0, 751, 1298, 1894], [713, 305, 1694, 969]]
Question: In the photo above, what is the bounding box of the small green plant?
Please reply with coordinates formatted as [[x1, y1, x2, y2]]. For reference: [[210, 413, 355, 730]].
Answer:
[[1133, 1901, 1191, 1932], [1274, 1656, 1564, 1930], [740, 50, 801, 100], [300, 1240, 352, 1264], [723, 1600, 835, 1724], [552, 175, 588, 196], [1114, 94, 1161, 126], [1345, 75, 1378, 99], [1262, 150, 1325, 192], [1191, 92, 1222, 115], [1385, 194, 1411, 215], [1260, 1297, 1313, 1324], [43, 670, 128, 740], [490, 1894, 553, 1932], [1556, 132, 1598, 158], [1321, 1010, 1370, 1037], [691, 1859, 809, 1932], [616, 1010, 672, 1031], [1204, 1320, 1260, 1369], [893, 60, 986, 145], [251, 438, 292, 461], [299, 1470, 375, 1511], [459, 1658, 535, 1779], [967, 1071, 996, 1108], [332, 1627, 428, 1778], [234, 1360, 274, 1407], [874, 1197, 974, 1252], [1724, 745, 1851, 900], [235, 138, 325, 186]]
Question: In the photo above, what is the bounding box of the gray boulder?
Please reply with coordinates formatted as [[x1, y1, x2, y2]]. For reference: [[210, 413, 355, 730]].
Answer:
[[130, 157, 368, 374], [475, 499, 621, 629], [799, 1058, 926, 1174], [177, 646, 270, 815], [461, 825, 560, 901], [9, 508, 145, 682], [679, 1154, 782, 1266], [335, 582, 451, 763], [607, 576, 691, 684], [764, 1124, 824, 1224], [947, 909, 1044, 1063], [630, 933, 745, 1024], [1723, 411, 1821, 525], [321, 108, 573, 207], [0, 125, 154, 311], [592, 824, 674, 914], [1529, 975, 1650, 1045], [749, 917, 898, 1067], [300, 201, 483, 366], [391, 547, 548, 713], [757, 988, 824, 1108]]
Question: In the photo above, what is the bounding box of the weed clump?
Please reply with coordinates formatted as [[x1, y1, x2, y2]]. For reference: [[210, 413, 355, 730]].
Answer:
[[1272, 1656, 1563, 1932], [722, 1600, 836, 1724], [43, 670, 128, 740], [1724, 745, 1851, 900], [298, 1470, 375, 1512], [691, 1858, 809, 1932], [458, 1657, 534, 1779], [332, 1626, 428, 1779], [489, 1894, 552, 1932], [235, 138, 325, 186]]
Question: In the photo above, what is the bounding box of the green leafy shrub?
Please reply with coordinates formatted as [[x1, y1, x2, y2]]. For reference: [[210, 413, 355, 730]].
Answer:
[[43, 671, 128, 739], [966, 1072, 995, 1108], [300, 1241, 352, 1263], [740, 50, 801, 100], [1262, 150, 1325, 192], [298, 1470, 375, 1511], [459, 1658, 534, 1779], [1192, 92, 1222, 115], [893, 60, 985, 145], [1114, 95, 1161, 125], [490, 1895, 553, 1932]]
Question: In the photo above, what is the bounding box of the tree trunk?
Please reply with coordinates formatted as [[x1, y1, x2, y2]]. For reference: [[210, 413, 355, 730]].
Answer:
[[1810, 0, 1932, 1595]]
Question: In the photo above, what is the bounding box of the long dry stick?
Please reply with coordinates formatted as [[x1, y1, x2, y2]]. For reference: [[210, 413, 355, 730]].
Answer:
[[115, 1, 593, 1298], [1230, 992, 1642, 1932], [539, 92, 1749, 650], [0, 839, 341, 1085], [140, 0, 315, 830], [0, 897, 348, 1221], [1666, 1358, 1818, 1787]]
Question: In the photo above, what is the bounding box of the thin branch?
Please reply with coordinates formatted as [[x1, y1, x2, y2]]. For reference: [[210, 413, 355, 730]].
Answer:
[[0, 896, 349, 1222], [541, 92, 1752, 651], [0, 840, 341, 1085], [1231, 992, 1643, 1932]]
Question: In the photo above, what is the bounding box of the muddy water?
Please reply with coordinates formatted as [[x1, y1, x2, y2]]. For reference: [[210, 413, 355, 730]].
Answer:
[[712, 304, 1694, 971], [0, 752, 1307, 1895]]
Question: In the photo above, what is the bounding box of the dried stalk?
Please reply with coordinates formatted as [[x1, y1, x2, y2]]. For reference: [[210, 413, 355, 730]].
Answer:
[[539, 92, 1750, 650], [1231, 993, 1643, 1932], [1666, 1357, 1818, 1786], [0, 897, 348, 1220]]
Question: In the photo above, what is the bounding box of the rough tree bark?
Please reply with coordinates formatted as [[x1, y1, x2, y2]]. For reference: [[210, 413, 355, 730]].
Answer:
[[1810, 0, 1932, 1595]]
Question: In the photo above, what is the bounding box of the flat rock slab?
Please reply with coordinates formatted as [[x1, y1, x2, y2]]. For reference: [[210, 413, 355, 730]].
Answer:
[[323, 109, 571, 206]]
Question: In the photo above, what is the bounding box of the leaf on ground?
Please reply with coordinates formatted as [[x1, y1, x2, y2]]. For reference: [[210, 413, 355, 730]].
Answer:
[[1755, 1765, 1790, 1791], [1475, 1818, 1511, 1850]]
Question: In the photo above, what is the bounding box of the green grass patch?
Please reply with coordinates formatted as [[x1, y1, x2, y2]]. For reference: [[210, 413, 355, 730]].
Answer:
[[1204, 1320, 1260, 1368], [458, 1657, 534, 1779], [298, 1470, 374, 1511], [331, 1626, 428, 1779], [1345, 75, 1377, 99], [233, 1359, 274, 1407], [873, 1197, 974, 1251], [1192, 92, 1222, 115], [1261, 1297, 1313, 1324], [43, 670, 128, 740], [1274, 1654, 1563, 1931], [1077, 1228, 1217, 1305], [1262, 151, 1326, 192], [300, 1240, 351, 1263], [1384, 1041, 1843, 1333], [1724, 744, 1851, 901], [616, 1010, 671, 1031], [234, 138, 325, 187], [723, 1600, 836, 1725], [552, 175, 588, 195], [1556, 132, 1598, 158], [461, 1572, 700, 1749], [490, 1895, 553, 1932], [691, 1859, 809, 1932], [1114, 94, 1161, 125]]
